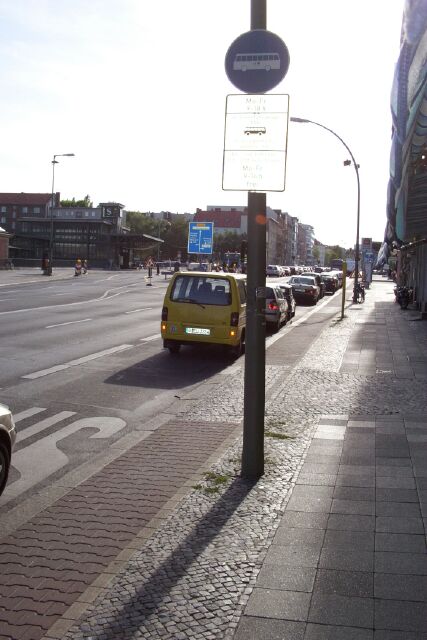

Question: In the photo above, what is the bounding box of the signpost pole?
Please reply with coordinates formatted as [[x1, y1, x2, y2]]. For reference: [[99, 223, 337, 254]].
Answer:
[[241, 0, 267, 479]]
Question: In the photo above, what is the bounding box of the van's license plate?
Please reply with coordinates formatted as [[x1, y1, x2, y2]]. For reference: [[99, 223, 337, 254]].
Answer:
[[185, 327, 210, 335]]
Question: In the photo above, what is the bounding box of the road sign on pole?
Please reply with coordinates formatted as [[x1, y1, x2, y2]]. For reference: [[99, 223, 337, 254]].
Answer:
[[225, 29, 290, 94], [187, 222, 214, 255], [223, 93, 289, 192]]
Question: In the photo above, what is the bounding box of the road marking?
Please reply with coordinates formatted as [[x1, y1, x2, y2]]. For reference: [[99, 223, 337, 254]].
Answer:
[[46, 318, 92, 329], [0, 284, 139, 316], [140, 334, 160, 342], [125, 308, 153, 314], [4, 416, 126, 504], [17, 411, 76, 443], [22, 344, 134, 379], [0, 297, 19, 301], [13, 407, 46, 422]]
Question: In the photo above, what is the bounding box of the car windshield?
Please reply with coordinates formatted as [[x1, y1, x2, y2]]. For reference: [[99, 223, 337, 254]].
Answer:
[[290, 277, 315, 285], [170, 275, 231, 305]]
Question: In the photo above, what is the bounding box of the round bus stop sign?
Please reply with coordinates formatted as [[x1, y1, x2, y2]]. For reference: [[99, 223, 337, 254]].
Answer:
[[225, 29, 290, 94]]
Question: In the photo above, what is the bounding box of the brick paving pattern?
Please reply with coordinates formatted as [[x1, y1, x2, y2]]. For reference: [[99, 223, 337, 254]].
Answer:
[[0, 420, 236, 640]]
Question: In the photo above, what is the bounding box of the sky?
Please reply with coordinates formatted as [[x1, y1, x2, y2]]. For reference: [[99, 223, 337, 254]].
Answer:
[[0, 0, 404, 248]]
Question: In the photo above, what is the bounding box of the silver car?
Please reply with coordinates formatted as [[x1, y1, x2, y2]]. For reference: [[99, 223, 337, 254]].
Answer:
[[0, 403, 16, 496], [265, 285, 288, 332]]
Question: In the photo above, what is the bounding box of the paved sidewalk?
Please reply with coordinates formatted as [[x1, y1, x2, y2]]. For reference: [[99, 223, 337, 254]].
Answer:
[[1, 278, 426, 639], [234, 280, 427, 639]]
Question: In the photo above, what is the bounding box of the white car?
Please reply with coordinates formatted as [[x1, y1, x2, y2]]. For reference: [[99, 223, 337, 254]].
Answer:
[[266, 265, 281, 277], [0, 403, 16, 496]]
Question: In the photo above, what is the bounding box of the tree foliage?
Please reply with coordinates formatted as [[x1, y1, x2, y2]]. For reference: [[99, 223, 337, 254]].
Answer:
[[126, 212, 189, 260], [325, 244, 345, 266], [60, 195, 93, 207]]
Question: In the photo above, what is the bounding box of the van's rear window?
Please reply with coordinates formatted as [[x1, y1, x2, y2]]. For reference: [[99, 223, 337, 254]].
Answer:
[[171, 276, 231, 306]]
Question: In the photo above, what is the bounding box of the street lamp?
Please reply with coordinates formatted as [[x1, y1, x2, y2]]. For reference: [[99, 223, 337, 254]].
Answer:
[[47, 153, 75, 275], [290, 117, 361, 303]]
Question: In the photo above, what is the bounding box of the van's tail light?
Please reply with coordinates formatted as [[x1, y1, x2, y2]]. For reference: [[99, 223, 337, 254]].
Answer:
[[162, 306, 168, 321], [268, 301, 279, 310], [230, 312, 239, 326]]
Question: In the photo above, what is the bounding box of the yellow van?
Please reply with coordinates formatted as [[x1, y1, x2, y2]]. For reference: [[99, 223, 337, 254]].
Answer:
[[161, 271, 247, 357]]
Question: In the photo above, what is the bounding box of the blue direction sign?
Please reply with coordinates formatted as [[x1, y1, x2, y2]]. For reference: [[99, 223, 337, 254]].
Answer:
[[188, 222, 214, 255], [225, 29, 290, 94]]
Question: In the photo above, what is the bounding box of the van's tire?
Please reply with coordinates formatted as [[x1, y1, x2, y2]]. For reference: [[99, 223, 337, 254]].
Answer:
[[229, 334, 245, 359], [168, 343, 181, 354]]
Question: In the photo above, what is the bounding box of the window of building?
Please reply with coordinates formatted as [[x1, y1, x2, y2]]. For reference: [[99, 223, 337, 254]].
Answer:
[[33, 207, 40, 214], [0, 206, 6, 213], [0, 216, 6, 224], [22, 207, 28, 213], [11, 221, 15, 230], [12, 211, 16, 219]]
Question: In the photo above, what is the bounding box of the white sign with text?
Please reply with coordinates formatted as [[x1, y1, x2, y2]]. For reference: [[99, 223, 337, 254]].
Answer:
[[222, 93, 289, 192]]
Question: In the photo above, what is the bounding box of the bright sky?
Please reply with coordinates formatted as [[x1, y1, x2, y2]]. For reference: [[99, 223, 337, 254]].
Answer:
[[0, 0, 404, 248]]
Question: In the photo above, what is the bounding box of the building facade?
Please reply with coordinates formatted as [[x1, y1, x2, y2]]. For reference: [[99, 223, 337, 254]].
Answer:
[[0, 194, 152, 268]]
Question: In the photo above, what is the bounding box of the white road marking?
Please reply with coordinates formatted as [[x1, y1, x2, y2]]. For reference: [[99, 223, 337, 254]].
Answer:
[[17, 411, 76, 443], [0, 284, 139, 316], [125, 308, 153, 314], [4, 416, 126, 504], [46, 318, 92, 329], [140, 334, 160, 342], [13, 407, 46, 422], [22, 344, 134, 379], [0, 297, 18, 301]]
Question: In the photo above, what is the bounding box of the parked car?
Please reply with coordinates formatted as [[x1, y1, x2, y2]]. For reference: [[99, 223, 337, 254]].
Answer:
[[304, 272, 325, 299], [265, 285, 288, 332], [330, 270, 344, 288], [321, 272, 339, 294], [161, 271, 247, 357], [288, 275, 320, 305], [266, 265, 281, 277], [278, 283, 296, 321], [0, 402, 16, 497]]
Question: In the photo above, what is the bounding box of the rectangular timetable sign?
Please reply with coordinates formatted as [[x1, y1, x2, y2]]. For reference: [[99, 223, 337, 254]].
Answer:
[[222, 93, 289, 192]]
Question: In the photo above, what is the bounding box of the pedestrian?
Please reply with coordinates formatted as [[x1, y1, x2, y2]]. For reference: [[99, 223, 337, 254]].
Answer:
[[82, 259, 88, 274]]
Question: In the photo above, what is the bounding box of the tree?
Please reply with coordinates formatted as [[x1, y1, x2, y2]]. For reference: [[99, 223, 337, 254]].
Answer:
[[312, 246, 320, 263], [60, 195, 93, 207], [213, 232, 246, 260], [325, 244, 345, 266]]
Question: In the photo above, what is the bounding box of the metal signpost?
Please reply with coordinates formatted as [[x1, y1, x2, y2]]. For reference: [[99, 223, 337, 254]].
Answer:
[[224, 0, 289, 478]]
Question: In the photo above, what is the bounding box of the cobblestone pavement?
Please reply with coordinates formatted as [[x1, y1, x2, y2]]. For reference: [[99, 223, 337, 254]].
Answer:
[[37, 277, 423, 640]]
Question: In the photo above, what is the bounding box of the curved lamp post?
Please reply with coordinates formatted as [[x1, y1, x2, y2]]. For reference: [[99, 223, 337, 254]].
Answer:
[[290, 117, 361, 303], [48, 153, 75, 275]]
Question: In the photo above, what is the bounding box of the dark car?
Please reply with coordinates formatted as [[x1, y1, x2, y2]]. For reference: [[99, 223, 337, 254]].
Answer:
[[304, 272, 325, 299], [265, 285, 288, 332], [0, 402, 16, 497], [321, 272, 339, 294], [278, 283, 296, 321], [288, 276, 320, 305]]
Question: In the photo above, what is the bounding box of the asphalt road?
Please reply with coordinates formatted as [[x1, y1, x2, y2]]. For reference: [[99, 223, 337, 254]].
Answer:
[[0, 270, 342, 513]]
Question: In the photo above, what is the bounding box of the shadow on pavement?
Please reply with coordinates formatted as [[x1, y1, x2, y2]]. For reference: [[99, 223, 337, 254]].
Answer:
[[84, 476, 257, 639], [104, 345, 238, 390]]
